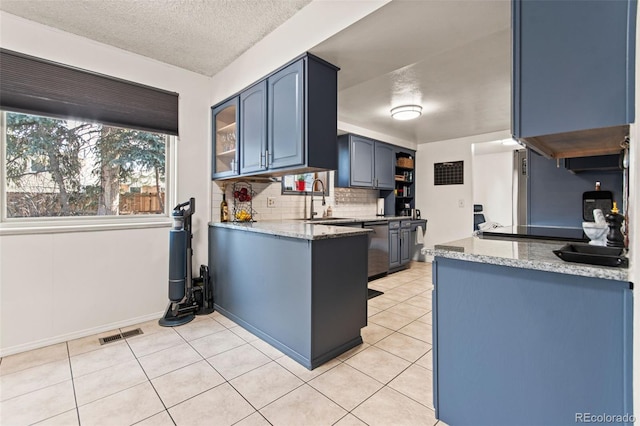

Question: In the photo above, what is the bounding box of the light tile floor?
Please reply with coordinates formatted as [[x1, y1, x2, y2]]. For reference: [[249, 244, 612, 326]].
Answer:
[[0, 262, 447, 426]]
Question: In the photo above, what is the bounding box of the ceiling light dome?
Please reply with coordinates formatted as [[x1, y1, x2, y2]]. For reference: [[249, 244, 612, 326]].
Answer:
[[391, 105, 422, 120]]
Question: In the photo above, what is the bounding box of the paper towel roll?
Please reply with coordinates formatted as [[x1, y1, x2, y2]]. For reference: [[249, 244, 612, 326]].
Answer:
[[377, 198, 385, 215]]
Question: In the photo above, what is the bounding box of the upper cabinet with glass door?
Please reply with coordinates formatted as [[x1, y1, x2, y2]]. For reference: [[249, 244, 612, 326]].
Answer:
[[212, 98, 239, 179], [211, 53, 339, 180]]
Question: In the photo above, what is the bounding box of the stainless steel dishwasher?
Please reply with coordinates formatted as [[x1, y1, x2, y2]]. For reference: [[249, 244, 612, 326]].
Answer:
[[363, 221, 389, 278]]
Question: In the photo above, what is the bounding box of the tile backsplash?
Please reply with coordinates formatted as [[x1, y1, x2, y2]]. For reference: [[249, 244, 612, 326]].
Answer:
[[211, 172, 379, 222]]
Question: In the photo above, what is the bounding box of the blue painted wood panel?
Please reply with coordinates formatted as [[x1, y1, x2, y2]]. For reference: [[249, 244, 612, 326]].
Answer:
[[433, 257, 632, 426], [268, 60, 304, 170], [400, 224, 411, 265], [374, 142, 395, 189], [527, 150, 623, 227], [350, 136, 375, 187], [389, 227, 400, 268], [209, 226, 367, 369], [240, 81, 267, 174], [513, 0, 636, 138]]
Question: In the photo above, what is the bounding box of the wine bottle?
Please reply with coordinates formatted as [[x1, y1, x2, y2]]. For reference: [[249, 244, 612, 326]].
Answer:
[[220, 193, 229, 222]]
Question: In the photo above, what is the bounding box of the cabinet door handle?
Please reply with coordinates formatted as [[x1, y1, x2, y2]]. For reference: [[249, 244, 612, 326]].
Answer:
[[265, 150, 270, 168], [259, 152, 264, 168]]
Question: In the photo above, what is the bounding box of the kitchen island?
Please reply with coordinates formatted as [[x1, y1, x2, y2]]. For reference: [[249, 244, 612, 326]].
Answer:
[[209, 221, 370, 369], [424, 237, 632, 426]]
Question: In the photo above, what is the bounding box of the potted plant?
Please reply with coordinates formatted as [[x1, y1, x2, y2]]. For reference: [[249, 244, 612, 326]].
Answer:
[[296, 175, 306, 191]]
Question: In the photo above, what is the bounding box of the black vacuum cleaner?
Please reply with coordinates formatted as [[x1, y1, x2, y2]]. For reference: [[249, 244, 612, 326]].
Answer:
[[159, 198, 214, 327]]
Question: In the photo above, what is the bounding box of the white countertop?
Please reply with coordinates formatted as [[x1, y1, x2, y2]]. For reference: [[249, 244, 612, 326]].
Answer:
[[423, 236, 629, 282]]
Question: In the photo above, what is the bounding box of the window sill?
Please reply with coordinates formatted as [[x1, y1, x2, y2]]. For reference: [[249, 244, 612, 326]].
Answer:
[[0, 217, 172, 236]]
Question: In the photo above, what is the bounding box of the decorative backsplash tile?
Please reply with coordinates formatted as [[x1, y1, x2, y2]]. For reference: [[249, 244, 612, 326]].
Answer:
[[333, 187, 378, 205], [211, 173, 379, 221]]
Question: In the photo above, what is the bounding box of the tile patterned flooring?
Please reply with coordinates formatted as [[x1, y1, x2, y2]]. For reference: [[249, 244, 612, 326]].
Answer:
[[0, 262, 446, 426]]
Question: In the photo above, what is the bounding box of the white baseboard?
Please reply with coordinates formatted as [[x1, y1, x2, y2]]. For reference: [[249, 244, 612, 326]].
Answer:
[[0, 311, 164, 357]]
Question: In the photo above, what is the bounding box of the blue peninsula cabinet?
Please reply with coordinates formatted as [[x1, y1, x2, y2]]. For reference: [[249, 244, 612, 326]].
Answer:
[[209, 222, 369, 369], [512, 0, 636, 140], [431, 246, 632, 426]]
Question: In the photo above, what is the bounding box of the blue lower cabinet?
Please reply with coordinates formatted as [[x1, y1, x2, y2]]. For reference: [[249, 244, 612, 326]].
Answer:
[[209, 226, 367, 369], [432, 257, 633, 426]]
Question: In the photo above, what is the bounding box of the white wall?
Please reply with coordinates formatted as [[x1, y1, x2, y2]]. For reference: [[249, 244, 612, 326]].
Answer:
[[415, 130, 511, 249], [0, 13, 211, 355], [0, 1, 391, 355], [472, 150, 514, 227]]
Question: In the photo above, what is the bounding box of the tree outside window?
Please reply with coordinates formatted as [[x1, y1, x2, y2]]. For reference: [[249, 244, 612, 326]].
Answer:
[[4, 111, 168, 218]]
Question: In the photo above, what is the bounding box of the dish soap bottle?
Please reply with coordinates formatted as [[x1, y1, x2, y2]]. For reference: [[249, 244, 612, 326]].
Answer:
[[605, 202, 624, 248]]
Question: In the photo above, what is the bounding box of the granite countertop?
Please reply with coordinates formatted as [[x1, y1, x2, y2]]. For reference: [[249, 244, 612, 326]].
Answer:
[[422, 236, 629, 282], [209, 220, 372, 241], [297, 216, 425, 224]]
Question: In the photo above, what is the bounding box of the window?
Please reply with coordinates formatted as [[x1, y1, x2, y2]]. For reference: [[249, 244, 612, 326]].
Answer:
[[0, 49, 179, 229], [3, 111, 170, 218], [281, 172, 330, 195]]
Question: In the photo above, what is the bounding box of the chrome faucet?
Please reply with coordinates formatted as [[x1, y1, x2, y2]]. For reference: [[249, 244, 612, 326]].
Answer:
[[309, 178, 326, 220]]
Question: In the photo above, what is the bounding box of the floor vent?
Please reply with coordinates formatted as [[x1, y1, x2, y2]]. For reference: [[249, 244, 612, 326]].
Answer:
[[98, 328, 143, 345], [99, 333, 123, 345], [121, 328, 143, 339]]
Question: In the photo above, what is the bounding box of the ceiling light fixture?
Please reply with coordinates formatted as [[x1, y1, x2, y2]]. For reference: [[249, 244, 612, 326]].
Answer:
[[391, 105, 422, 120]]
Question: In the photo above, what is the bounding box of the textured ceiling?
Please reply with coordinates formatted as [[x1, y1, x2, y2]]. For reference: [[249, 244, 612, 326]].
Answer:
[[0, 0, 312, 76], [1, 0, 511, 144], [311, 0, 511, 144]]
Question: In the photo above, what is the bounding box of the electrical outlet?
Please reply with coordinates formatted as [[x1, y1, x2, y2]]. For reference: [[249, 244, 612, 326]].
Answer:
[[267, 197, 276, 208], [458, 199, 465, 208]]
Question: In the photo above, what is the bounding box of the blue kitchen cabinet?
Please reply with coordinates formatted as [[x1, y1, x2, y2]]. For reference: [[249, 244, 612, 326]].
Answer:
[[212, 97, 239, 179], [399, 221, 411, 266], [209, 224, 367, 369], [349, 136, 374, 187], [432, 257, 633, 425], [389, 220, 412, 271], [239, 81, 267, 174], [512, 0, 636, 139], [268, 60, 304, 170], [374, 142, 395, 189], [336, 134, 394, 189], [389, 221, 400, 269], [212, 53, 339, 180]]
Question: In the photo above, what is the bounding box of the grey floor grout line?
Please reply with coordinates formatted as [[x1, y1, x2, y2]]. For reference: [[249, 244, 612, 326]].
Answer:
[[2, 265, 435, 426], [65, 341, 83, 426], [125, 332, 178, 426]]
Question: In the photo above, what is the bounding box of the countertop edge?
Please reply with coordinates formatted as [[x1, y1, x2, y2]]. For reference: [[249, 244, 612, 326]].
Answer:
[[423, 245, 629, 282], [209, 221, 372, 240]]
